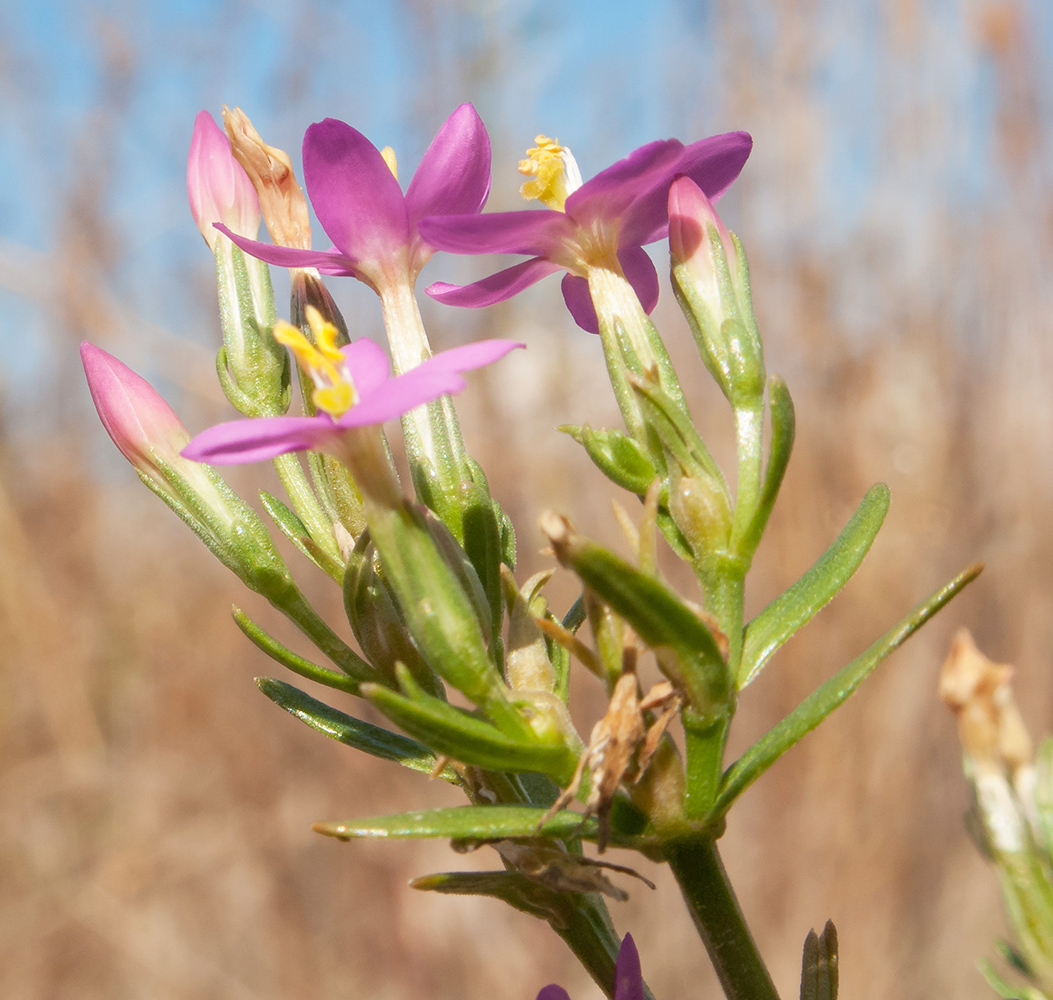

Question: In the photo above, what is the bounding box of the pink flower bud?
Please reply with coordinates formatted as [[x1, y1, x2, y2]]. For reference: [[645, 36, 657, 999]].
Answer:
[[668, 174, 735, 300], [187, 110, 261, 250], [80, 342, 191, 481]]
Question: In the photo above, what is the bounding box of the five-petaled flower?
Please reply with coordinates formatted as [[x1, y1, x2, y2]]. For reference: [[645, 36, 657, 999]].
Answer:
[[180, 307, 521, 466], [537, 934, 645, 1000], [215, 103, 491, 296], [420, 131, 752, 333]]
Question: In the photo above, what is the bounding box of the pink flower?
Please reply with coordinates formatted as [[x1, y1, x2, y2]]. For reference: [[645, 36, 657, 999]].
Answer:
[[187, 110, 261, 251], [538, 935, 644, 1000], [180, 317, 521, 466], [420, 132, 751, 333], [214, 103, 491, 293]]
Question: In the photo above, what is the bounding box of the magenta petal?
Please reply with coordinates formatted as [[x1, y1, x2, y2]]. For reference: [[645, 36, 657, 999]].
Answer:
[[623, 131, 753, 247], [215, 225, 359, 275], [420, 209, 570, 257], [426, 257, 563, 308], [535, 988, 572, 1000], [560, 272, 599, 334], [182, 415, 337, 465], [614, 934, 645, 1000], [341, 338, 391, 397], [619, 245, 660, 315], [303, 118, 410, 264], [565, 138, 683, 225], [406, 103, 492, 227]]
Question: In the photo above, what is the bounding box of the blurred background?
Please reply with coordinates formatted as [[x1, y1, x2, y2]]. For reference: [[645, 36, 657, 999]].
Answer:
[[2, 0, 1052, 997]]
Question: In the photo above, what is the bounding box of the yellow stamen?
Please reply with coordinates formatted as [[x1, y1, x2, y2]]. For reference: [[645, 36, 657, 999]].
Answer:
[[380, 145, 398, 181], [518, 134, 570, 211], [273, 308, 358, 418]]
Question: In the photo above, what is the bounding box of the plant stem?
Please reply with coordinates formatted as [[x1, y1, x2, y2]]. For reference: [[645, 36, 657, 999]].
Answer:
[[666, 837, 781, 1000]]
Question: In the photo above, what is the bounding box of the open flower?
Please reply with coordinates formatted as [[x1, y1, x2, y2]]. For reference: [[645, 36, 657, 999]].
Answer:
[[215, 103, 491, 294], [537, 934, 644, 1000], [187, 110, 261, 251], [181, 308, 521, 466], [421, 131, 751, 333]]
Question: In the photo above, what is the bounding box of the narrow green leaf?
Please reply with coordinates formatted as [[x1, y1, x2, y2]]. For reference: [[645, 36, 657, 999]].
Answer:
[[715, 563, 981, 817], [233, 608, 359, 694], [560, 424, 658, 496], [545, 515, 728, 713], [979, 958, 1049, 1000], [411, 870, 568, 922], [260, 491, 343, 581], [739, 483, 890, 688], [256, 677, 458, 782], [313, 804, 597, 841], [363, 677, 578, 782], [739, 374, 795, 560]]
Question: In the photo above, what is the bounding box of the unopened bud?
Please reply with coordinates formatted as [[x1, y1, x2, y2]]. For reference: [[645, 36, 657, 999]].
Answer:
[[187, 111, 260, 251]]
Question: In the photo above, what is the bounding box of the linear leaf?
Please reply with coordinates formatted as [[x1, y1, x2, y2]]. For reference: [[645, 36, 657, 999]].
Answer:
[[257, 677, 458, 782], [739, 483, 890, 688], [313, 805, 598, 841], [715, 563, 981, 817]]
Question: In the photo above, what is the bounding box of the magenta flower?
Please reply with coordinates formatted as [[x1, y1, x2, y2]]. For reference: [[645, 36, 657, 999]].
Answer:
[[181, 314, 521, 466], [537, 934, 644, 1000], [187, 110, 261, 251], [420, 131, 752, 333], [215, 103, 491, 293]]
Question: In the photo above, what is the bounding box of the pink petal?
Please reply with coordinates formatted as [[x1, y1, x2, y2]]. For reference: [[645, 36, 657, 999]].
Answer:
[[341, 338, 392, 397], [405, 103, 492, 227], [560, 273, 598, 334], [419, 209, 571, 256], [565, 139, 683, 227], [343, 339, 523, 427], [426, 257, 563, 308], [623, 131, 752, 247], [535, 988, 572, 1000], [182, 415, 339, 465], [187, 111, 260, 249], [303, 118, 410, 266], [214, 225, 359, 275]]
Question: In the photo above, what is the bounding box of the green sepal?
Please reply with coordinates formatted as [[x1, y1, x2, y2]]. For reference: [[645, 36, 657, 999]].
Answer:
[[547, 518, 728, 714], [738, 483, 891, 688], [233, 608, 360, 693], [260, 491, 343, 582], [714, 562, 982, 818], [363, 667, 577, 782], [460, 475, 505, 641], [256, 677, 459, 782], [800, 921, 839, 1000], [313, 805, 598, 842], [560, 424, 658, 496], [737, 374, 795, 561]]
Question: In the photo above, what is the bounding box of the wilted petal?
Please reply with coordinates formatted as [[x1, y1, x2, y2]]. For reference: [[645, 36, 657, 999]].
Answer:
[[182, 415, 337, 465], [215, 225, 359, 275], [427, 257, 563, 308], [406, 103, 491, 227], [623, 131, 752, 247], [560, 247, 658, 334], [564, 139, 683, 227], [303, 118, 410, 264], [420, 209, 570, 257]]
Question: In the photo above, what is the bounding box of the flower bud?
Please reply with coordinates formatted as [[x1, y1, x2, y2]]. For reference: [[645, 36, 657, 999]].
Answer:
[[81, 341, 192, 487], [187, 110, 261, 251], [669, 176, 764, 407]]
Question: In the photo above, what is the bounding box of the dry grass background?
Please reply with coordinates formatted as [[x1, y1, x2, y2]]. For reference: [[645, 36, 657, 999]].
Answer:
[[2, 1, 1052, 997]]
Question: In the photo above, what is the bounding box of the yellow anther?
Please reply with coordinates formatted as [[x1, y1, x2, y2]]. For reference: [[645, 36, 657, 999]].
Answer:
[[518, 134, 579, 211], [273, 315, 358, 418], [380, 145, 398, 181]]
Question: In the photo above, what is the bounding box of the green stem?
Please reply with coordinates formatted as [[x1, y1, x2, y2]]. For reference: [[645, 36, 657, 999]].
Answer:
[[271, 451, 342, 564], [667, 837, 781, 1000]]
